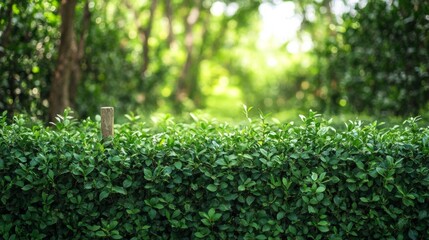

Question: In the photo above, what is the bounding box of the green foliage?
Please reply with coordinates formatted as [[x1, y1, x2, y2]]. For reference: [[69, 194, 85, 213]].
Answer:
[[1, 111, 429, 239], [0, 0, 59, 120], [3, 0, 428, 120], [315, 0, 429, 116]]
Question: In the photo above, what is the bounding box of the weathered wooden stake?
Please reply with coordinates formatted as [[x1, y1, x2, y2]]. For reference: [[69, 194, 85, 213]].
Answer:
[[101, 107, 114, 139]]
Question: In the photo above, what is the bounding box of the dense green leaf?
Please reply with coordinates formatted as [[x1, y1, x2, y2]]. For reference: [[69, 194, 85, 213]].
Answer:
[[95, 231, 107, 237], [112, 186, 127, 195], [99, 190, 109, 201], [1, 113, 429, 239], [246, 196, 255, 205], [21, 185, 33, 191], [206, 184, 217, 192], [315, 185, 326, 193]]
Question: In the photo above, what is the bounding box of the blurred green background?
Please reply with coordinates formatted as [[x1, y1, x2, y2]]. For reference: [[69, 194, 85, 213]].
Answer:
[[1, 0, 428, 123]]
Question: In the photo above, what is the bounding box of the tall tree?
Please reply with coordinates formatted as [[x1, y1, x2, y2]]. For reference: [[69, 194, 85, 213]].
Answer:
[[141, 0, 158, 81], [165, 0, 175, 47], [125, 0, 158, 89], [49, 0, 90, 122], [69, 1, 91, 108], [174, 0, 201, 104]]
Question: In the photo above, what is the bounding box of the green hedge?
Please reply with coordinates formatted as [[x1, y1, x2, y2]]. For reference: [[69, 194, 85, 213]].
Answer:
[[1, 111, 429, 239]]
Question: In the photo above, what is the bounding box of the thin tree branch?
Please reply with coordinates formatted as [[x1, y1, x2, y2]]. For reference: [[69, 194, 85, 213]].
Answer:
[[141, 0, 158, 78]]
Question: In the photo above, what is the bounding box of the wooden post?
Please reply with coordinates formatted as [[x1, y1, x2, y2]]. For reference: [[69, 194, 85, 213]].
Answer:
[[101, 107, 114, 139]]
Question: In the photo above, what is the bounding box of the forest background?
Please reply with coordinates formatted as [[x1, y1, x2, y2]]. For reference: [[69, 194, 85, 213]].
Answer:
[[1, 0, 428, 123]]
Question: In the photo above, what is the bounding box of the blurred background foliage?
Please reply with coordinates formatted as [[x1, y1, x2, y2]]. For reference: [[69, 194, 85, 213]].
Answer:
[[1, 0, 428, 123]]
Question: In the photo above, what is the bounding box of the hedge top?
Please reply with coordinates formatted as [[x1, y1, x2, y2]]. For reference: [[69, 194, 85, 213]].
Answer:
[[1, 110, 429, 239]]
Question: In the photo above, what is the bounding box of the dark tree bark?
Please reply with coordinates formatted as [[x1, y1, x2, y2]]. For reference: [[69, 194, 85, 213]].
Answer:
[[49, 0, 90, 122], [49, 0, 78, 122], [69, 0, 91, 108]]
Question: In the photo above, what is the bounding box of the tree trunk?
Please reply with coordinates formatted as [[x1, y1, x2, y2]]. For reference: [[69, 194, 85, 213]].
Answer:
[[165, 0, 175, 47], [69, 0, 91, 108], [188, 11, 211, 107], [141, 0, 158, 81], [124, 0, 158, 91], [174, 2, 201, 104], [49, 0, 78, 122]]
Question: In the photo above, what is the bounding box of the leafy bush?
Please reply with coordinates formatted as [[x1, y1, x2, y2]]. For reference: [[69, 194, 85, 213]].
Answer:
[[319, 0, 429, 116], [1, 111, 429, 239]]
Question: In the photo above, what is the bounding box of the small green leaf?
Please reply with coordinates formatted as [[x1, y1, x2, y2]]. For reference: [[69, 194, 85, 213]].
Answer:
[[282, 177, 289, 186], [95, 231, 107, 237], [316, 185, 326, 193], [126, 209, 140, 215], [110, 156, 121, 162], [123, 179, 132, 188], [224, 194, 238, 201], [376, 167, 386, 176], [111, 234, 123, 239], [317, 225, 329, 232], [112, 186, 127, 195], [206, 184, 217, 192], [208, 208, 215, 217], [402, 198, 414, 207], [109, 221, 119, 228], [318, 221, 329, 226], [195, 232, 206, 238], [154, 203, 164, 209], [144, 169, 152, 180], [308, 205, 317, 213], [174, 161, 182, 169], [21, 185, 33, 191], [260, 148, 268, 157], [276, 212, 285, 220], [48, 169, 54, 179], [347, 184, 357, 192], [246, 196, 255, 205], [201, 218, 211, 226], [86, 225, 101, 231], [99, 190, 109, 201], [311, 172, 318, 181], [149, 209, 156, 219], [288, 225, 297, 235], [212, 213, 222, 221], [215, 158, 227, 166], [256, 234, 267, 240], [408, 229, 418, 240], [124, 223, 133, 232], [330, 176, 340, 183], [355, 161, 365, 170]]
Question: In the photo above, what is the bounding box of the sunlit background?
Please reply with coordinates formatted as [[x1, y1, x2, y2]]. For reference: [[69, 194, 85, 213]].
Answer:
[[1, 0, 428, 123]]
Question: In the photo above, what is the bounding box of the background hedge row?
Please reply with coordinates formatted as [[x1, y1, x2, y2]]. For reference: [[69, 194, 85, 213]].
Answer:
[[1, 111, 429, 239]]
